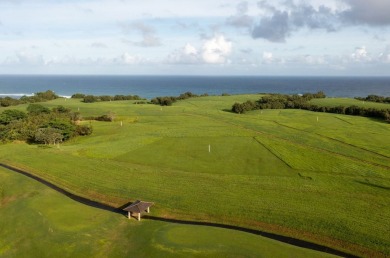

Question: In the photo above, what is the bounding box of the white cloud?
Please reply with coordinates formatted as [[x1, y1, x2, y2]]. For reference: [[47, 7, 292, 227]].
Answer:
[[166, 43, 200, 64], [351, 46, 369, 62], [119, 21, 162, 47], [117, 52, 139, 65], [90, 42, 108, 48], [262, 51, 274, 63], [202, 35, 232, 64], [3, 51, 44, 65]]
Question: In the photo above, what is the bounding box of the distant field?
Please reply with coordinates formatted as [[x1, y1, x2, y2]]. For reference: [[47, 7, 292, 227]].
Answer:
[[310, 97, 390, 109], [0, 166, 338, 258], [0, 95, 389, 257]]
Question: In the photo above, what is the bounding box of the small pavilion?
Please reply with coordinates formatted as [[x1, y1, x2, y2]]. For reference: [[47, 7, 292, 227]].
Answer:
[[123, 200, 154, 221]]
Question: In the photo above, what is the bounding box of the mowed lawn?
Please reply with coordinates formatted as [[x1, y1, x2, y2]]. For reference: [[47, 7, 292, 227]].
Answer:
[[310, 97, 390, 109], [0, 95, 389, 257], [0, 166, 338, 258]]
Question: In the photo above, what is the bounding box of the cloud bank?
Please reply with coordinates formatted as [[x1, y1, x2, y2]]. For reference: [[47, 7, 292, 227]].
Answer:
[[248, 0, 390, 42]]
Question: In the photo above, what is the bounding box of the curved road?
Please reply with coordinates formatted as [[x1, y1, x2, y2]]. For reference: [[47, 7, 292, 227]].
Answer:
[[0, 163, 358, 258]]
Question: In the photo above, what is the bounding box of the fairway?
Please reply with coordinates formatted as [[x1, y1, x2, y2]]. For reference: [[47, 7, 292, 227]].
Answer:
[[0, 95, 389, 257], [0, 166, 338, 258]]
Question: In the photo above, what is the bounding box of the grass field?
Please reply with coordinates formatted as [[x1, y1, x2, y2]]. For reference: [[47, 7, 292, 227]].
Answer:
[[310, 97, 390, 109], [0, 95, 389, 257], [0, 166, 338, 258]]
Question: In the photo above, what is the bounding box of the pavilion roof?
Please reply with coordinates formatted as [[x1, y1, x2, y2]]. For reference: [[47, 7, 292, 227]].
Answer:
[[123, 200, 154, 213]]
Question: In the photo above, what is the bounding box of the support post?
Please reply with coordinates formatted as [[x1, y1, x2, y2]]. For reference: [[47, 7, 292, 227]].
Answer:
[[147, 207, 150, 213], [137, 213, 141, 221], [128, 212, 131, 219]]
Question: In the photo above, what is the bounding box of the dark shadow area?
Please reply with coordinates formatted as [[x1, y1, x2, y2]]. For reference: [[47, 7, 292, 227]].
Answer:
[[222, 108, 234, 113], [1, 162, 359, 257], [355, 180, 390, 191], [143, 215, 359, 258]]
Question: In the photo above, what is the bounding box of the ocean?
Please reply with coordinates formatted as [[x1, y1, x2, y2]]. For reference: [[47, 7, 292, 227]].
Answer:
[[0, 75, 389, 99]]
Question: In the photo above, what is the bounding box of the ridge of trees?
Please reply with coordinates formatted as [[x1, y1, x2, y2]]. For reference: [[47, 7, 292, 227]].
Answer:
[[355, 95, 390, 104], [71, 93, 143, 103], [0, 104, 92, 145], [151, 92, 209, 106], [232, 92, 390, 122], [0, 90, 59, 107]]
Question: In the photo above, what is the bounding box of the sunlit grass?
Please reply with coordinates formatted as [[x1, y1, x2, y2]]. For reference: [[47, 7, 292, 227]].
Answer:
[[0, 95, 389, 257]]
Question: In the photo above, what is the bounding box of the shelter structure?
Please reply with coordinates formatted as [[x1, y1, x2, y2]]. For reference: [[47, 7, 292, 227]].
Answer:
[[123, 200, 154, 221]]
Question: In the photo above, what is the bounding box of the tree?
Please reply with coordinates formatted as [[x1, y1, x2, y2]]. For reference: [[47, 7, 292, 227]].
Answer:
[[0, 110, 27, 125], [35, 90, 59, 100], [232, 102, 245, 114], [52, 105, 71, 113], [34, 128, 63, 145], [27, 104, 51, 115], [83, 95, 98, 103]]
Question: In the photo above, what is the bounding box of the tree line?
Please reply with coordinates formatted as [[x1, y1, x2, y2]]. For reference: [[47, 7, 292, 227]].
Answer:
[[232, 92, 390, 122], [0, 90, 59, 107], [355, 95, 390, 104], [150, 92, 210, 106], [0, 104, 92, 145], [71, 93, 143, 103]]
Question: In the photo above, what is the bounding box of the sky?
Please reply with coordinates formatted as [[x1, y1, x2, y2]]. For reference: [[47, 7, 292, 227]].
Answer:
[[0, 0, 389, 76]]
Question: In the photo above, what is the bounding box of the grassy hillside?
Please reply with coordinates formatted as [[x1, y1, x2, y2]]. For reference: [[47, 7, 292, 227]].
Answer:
[[0, 166, 338, 258], [0, 95, 389, 257], [310, 97, 390, 109]]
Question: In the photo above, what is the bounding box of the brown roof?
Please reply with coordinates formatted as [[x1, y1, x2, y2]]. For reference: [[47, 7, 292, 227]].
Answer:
[[123, 200, 154, 213]]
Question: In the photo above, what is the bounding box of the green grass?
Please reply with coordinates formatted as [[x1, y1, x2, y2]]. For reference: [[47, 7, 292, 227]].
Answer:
[[310, 97, 390, 109], [0, 166, 337, 258], [0, 95, 389, 257]]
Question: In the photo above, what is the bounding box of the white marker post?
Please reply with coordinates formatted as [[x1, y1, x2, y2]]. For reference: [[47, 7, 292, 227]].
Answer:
[[120, 121, 123, 127], [208, 144, 211, 153], [317, 116, 319, 122]]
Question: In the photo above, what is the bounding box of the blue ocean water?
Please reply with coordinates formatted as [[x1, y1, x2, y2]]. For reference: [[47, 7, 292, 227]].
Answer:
[[0, 75, 389, 99]]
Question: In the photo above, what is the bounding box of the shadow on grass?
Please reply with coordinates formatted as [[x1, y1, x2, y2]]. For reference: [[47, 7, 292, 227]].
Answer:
[[222, 108, 235, 113], [143, 215, 358, 258], [0, 162, 358, 258], [0, 163, 126, 216], [355, 180, 390, 191]]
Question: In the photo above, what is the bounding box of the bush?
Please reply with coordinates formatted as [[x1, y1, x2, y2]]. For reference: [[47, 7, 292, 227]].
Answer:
[[83, 95, 98, 103], [27, 104, 51, 115], [0, 110, 27, 125], [71, 93, 86, 99]]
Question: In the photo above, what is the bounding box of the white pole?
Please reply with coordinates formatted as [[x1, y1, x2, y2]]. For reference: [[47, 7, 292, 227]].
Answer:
[[120, 121, 123, 127], [209, 144, 211, 153], [317, 116, 319, 122]]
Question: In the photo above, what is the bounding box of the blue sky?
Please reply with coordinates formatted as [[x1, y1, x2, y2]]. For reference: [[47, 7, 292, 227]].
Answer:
[[0, 0, 389, 75]]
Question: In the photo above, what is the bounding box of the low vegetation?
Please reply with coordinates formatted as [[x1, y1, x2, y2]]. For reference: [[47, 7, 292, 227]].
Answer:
[[150, 91, 208, 106], [0, 90, 59, 107], [355, 94, 390, 103], [232, 93, 390, 122], [0, 104, 92, 144], [71, 93, 143, 103], [0, 93, 389, 257]]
